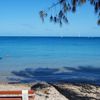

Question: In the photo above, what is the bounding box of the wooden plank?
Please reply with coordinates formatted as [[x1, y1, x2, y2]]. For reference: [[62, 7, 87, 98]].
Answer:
[[0, 98, 21, 100], [0, 90, 34, 95], [0, 97, 34, 100], [0, 90, 35, 100]]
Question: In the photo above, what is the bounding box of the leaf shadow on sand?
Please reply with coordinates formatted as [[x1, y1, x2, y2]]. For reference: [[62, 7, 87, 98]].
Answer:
[[7, 66, 100, 85]]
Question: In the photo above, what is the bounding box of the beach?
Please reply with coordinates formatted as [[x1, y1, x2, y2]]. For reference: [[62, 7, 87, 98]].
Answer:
[[0, 0, 100, 99], [0, 82, 100, 100], [0, 37, 100, 99]]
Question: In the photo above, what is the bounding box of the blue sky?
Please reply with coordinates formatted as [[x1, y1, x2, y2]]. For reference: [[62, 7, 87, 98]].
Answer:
[[0, 0, 100, 36]]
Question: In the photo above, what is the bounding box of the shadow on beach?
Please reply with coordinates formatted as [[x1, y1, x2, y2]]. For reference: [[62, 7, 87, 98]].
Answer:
[[7, 66, 100, 85]]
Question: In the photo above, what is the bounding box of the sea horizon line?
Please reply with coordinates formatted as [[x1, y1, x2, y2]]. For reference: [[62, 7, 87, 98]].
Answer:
[[0, 36, 100, 38]]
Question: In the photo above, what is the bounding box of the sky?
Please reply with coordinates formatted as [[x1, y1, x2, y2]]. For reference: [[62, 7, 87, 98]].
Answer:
[[0, 0, 100, 37]]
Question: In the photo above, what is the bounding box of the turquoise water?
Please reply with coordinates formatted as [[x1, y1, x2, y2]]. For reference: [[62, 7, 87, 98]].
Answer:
[[0, 37, 100, 70], [0, 37, 100, 83]]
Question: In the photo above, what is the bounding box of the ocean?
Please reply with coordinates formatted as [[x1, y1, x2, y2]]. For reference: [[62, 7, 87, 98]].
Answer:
[[0, 37, 100, 84]]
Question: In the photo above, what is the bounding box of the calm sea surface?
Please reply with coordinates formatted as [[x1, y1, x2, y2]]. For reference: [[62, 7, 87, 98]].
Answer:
[[0, 37, 100, 83]]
